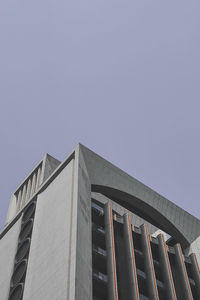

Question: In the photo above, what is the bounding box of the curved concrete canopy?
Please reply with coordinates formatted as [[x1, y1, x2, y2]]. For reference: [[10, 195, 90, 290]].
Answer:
[[79, 144, 200, 248]]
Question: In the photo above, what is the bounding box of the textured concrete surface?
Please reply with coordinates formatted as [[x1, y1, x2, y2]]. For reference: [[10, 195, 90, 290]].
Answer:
[[75, 146, 92, 300], [42, 153, 61, 183], [23, 159, 74, 300]]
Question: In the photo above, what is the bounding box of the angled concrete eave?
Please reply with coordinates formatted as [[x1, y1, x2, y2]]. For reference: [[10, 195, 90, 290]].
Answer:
[[79, 144, 200, 248]]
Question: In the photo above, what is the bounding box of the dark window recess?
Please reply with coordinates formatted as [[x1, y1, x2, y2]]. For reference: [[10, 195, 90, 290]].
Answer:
[[137, 276, 148, 297], [8, 200, 37, 300], [134, 248, 143, 256], [93, 270, 108, 282], [15, 239, 30, 263], [22, 201, 36, 223], [93, 245, 107, 257], [134, 244, 145, 272], [114, 220, 129, 300], [92, 206, 105, 228], [92, 202, 104, 216], [92, 200, 108, 300], [185, 260, 199, 298], [150, 242, 159, 261], [166, 237, 177, 247], [92, 223, 106, 249], [185, 261, 194, 279], [189, 277, 195, 286], [139, 294, 149, 300], [150, 242, 164, 283], [132, 231, 142, 252], [19, 219, 33, 243], [136, 268, 146, 279], [149, 238, 166, 299], [157, 286, 167, 300], [133, 231, 146, 276], [92, 245, 107, 274], [11, 260, 27, 287], [9, 284, 24, 300], [92, 270, 108, 300]]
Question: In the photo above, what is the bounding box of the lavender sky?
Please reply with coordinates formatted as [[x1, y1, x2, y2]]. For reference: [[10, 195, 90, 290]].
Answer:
[[0, 0, 200, 230]]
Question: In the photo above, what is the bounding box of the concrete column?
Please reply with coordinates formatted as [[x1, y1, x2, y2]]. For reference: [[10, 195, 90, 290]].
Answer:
[[104, 201, 118, 300], [141, 224, 159, 300], [25, 178, 32, 204], [189, 253, 200, 296], [30, 173, 36, 197], [123, 213, 140, 300], [174, 244, 193, 300], [16, 189, 22, 212], [157, 234, 177, 300]]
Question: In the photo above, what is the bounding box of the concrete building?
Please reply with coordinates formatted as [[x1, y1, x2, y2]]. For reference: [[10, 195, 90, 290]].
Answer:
[[0, 144, 200, 300]]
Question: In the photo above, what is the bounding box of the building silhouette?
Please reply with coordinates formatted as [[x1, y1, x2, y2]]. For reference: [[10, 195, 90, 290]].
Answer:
[[0, 144, 200, 300]]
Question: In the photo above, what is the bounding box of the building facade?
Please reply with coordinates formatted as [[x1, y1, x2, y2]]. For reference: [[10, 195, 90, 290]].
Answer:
[[0, 144, 200, 300]]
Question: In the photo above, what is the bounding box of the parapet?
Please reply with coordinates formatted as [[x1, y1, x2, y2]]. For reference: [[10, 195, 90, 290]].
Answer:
[[5, 154, 60, 226]]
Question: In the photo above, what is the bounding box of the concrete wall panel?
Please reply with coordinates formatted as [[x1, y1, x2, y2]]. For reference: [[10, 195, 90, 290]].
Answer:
[[0, 217, 22, 300], [23, 159, 74, 300], [75, 148, 92, 300]]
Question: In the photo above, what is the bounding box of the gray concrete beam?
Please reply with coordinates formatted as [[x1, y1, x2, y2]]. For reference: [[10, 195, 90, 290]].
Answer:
[[123, 213, 140, 300], [157, 234, 177, 300], [104, 201, 118, 300], [189, 253, 200, 297], [141, 224, 159, 300], [174, 244, 193, 300]]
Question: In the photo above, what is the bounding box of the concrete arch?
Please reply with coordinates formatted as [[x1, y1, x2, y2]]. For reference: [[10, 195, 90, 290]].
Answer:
[[80, 144, 200, 249], [92, 184, 189, 248]]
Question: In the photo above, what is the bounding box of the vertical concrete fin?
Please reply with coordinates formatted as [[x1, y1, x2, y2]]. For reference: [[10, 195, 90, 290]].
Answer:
[[104, 201, 119, 300], [41, 154, 61, 183], [123, 213, 140, 300], [141, 224, 159, 300], [16, 189, 22, 212], [30, 173, 36, 197], [35, 166, 41, 190], [189, 253, 200, 296], [174, 244, 193, 300], [25, 178, 32, 204], [20, 183, 27, 209], [157, 234, 177, 300]]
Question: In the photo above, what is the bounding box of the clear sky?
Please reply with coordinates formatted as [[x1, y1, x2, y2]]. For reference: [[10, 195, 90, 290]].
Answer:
[[0, 0, 200, 230]]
